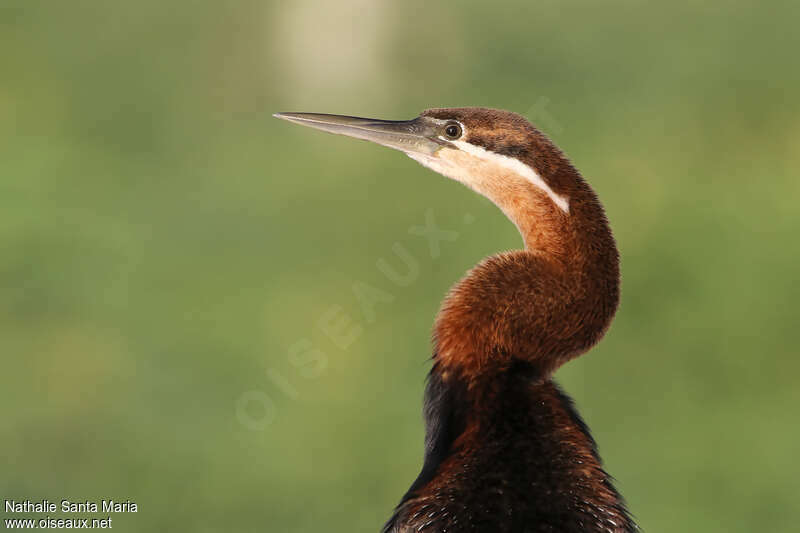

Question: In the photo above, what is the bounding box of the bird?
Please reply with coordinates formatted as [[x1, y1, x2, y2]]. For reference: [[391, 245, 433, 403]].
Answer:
[[274, 107, 637, 532]]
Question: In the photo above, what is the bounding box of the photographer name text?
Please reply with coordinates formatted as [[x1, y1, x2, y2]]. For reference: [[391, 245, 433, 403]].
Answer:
[[5, 499, 137, 514]]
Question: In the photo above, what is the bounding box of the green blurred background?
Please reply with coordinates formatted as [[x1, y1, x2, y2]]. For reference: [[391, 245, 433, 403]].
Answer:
[[2, 1, 798, 531]]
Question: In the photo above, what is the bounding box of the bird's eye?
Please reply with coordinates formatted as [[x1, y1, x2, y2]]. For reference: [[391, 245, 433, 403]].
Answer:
[[444, 123, 462, 139]]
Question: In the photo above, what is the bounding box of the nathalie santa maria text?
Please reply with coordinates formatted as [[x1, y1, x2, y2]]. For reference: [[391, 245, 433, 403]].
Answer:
[[6, 500, 137, 513]]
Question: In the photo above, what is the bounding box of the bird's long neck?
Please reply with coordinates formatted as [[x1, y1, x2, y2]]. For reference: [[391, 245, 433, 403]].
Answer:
[[433, 161, 620, 382]]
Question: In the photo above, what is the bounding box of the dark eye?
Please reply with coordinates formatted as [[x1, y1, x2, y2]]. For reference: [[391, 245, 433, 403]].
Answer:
[[444, 123, 462, 139]]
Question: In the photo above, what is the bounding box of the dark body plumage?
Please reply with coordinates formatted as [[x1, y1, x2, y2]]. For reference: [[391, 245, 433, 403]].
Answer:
[[383, 367, 635, 532]]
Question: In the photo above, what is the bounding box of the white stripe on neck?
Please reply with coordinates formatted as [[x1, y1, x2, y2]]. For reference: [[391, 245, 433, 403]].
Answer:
[[451, 140, 570, 213]]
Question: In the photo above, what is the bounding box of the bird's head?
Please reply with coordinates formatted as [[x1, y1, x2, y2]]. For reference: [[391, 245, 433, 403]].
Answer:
[[275, 107, 599, 253]]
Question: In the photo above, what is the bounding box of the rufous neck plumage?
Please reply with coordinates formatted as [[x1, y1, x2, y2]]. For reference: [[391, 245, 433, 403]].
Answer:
[[429, 151, 619, 384]]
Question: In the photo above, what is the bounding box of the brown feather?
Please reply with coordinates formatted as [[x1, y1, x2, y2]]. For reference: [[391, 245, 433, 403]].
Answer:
[[384, 108, 634, 532]]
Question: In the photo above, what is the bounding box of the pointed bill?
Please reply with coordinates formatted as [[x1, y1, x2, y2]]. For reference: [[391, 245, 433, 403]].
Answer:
[[273, 112, 445, 156]]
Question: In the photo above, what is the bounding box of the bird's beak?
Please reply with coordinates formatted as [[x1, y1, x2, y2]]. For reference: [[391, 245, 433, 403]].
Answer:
[[273, 112, 444, 157]]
